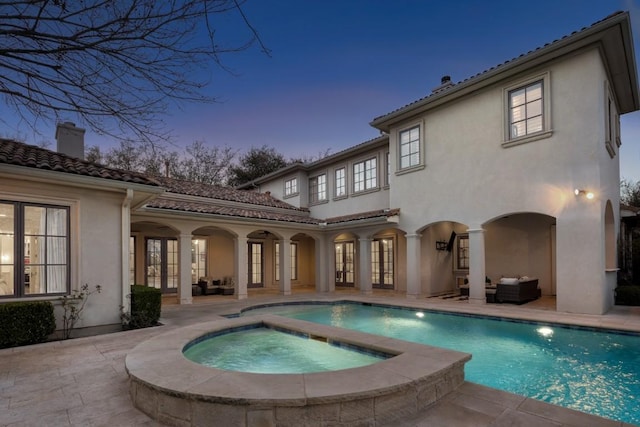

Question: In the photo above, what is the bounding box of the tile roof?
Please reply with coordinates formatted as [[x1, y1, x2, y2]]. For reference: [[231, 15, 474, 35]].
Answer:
[[154, 176, 308, 212], [145, 198, 320, 224], [325, 208, 400, 225], [371, 11, 627, 126], [0, 139, 160, 186]]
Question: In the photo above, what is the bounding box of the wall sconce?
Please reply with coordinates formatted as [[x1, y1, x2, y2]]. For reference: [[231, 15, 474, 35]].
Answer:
[[435, 240, 448, 251], [574, 189, 594, 200]]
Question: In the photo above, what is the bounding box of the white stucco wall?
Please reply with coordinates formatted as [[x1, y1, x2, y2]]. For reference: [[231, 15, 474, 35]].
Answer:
[[387, 48, 617, 314], [0, 176, 126, 328]]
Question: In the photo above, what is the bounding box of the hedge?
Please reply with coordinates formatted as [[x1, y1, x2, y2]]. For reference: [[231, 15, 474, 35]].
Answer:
[[129, 285, 161, 329], [615, 286, 640, 306], [0, 301, 56, 348]]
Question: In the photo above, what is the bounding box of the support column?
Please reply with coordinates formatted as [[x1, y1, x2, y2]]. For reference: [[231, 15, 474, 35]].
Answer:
[[279, 238, 292, 296], [468, 228, 486, 305], [121, 189, 133, 313], [315, 234, 330, 293], [235, 236, 248, 299], [405, 233, 422, 298], [178, 233, 193, 305], [358, 237, 372, 295]]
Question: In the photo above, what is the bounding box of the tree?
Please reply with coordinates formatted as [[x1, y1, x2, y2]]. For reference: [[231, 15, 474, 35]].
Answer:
[[0, 0, 268, 142], [88, 140, 236, 185], [621, 179, 640, 207], [227, 145, 288, 186]]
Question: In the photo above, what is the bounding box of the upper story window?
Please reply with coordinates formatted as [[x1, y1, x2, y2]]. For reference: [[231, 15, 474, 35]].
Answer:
[[503, 73, 551, 147], [605, 83, 620, 158], [284, 177, 298, 197], [334, 167, 346, 198], [1, 201, 70, 298], [385, 152, 390, 186], [353, 158, 377, 193], [309, 174, 327, 203], [509, 80, 543, 139], [399, 126, 420, 169]]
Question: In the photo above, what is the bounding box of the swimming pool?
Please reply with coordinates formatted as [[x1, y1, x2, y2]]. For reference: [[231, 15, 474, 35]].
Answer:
[[182, 325, 388, 373], [242, 302, 640, 425]]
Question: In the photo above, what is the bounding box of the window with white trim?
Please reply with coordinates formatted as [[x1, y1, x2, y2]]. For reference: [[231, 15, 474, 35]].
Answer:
[[309, 174, 327, 203], [457, 235, 469, 270], [284, 177, 298, 197], [0, 201, 70, 297], [399, 126, 420, 169], [335, 167, 346, 198], [508, 80, 543, 139], [353, 158, 377, 193]]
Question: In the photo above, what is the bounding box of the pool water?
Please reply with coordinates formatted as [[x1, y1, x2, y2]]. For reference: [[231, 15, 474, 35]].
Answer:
[[183, 326, 387, 373], [243, 303, 640, 425]]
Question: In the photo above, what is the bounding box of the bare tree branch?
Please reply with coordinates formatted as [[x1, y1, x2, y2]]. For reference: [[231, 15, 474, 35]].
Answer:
[[0, 0, 267, 142]]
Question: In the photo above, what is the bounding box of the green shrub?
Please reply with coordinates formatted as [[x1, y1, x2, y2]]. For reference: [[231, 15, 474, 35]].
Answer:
[[128, 285, 161, 329], [615, 286, 640, 306], [0, 301, 56, 348]]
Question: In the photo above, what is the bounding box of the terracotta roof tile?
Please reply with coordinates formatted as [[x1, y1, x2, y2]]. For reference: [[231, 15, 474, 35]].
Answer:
[[145, 198, 320, 224], [325, 208, 400, 224], [155, 176, 307, 212], [0, 139, 160, 186]]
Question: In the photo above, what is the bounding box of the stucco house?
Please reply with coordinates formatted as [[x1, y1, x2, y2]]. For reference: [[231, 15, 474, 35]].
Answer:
[[0, 11, 638, 331]]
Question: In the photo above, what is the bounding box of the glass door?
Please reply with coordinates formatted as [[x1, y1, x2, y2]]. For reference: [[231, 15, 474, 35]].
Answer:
[[146, 237, 178, 293], [335, 241, 354, 287], [372, 238, 394, 289], [248, 242, 263, 288]]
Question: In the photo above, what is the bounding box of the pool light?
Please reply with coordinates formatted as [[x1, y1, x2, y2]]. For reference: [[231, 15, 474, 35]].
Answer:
[[536, 326, 554, 338], [415, 312, 425, 318]]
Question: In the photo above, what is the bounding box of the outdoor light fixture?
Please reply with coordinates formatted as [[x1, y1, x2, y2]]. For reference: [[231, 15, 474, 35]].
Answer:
[[435, 240, 448, 251], [574, 189, 594, 199]]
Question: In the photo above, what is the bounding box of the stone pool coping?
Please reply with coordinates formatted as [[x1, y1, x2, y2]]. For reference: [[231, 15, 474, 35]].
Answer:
[[126, 314, 471, 426]]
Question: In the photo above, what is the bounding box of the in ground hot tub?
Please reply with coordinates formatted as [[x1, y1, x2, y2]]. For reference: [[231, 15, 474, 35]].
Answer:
[[126, 314, 471, 427], [183, 324, 390, 373]]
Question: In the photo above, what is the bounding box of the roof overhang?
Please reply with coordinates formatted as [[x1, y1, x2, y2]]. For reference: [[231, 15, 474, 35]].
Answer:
[[371, 12, 639, 132]]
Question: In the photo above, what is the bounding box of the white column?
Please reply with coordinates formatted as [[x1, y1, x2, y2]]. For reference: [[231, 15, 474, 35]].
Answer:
[[279, 238, 292, 296], [315, 234, 330, 292], [358, 237, 372, 295], [235, 236, 248, 299], [468, 228, 486, 305], [178, 233, 193, 305], [405, 233, 422, 298]]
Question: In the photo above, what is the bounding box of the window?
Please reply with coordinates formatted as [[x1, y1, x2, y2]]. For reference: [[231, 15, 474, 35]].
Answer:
[[309, 174, 327, 203], [509, 80, 543, 139], [284, 177, 298, 197], [191, 239, 206, 283], [605, 83, 620, 157], [385, 152, 390, 186], [0, 201, 70, 298], [275, 242, 298, 281], [335, 167, 346, 198], [457, 235, 469, 270], [399, 126, 420, 169], [353, 158, 377, 193]]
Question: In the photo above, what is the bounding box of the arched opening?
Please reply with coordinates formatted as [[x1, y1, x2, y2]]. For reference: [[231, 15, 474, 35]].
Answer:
[[418, 221, 468, 296], [605, 200, 616, 270]]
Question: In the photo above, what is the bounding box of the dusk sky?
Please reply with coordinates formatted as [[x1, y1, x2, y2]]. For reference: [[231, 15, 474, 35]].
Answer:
[[4, 0, 640, 180]]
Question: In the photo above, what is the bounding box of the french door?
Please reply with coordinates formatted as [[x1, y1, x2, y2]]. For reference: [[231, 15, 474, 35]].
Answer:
[[248, 242, 263, 288], [372, 238, 394, 289], [145, 238, 178, 293], [335, 241, 355, 287]]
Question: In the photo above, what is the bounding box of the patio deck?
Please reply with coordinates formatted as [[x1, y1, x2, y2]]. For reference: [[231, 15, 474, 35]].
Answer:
[[1, 291, 639, 426]]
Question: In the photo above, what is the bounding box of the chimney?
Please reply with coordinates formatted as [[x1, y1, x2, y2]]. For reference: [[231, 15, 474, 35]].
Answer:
[[55, 122, 85, 159], [432, 75, 455, 94]]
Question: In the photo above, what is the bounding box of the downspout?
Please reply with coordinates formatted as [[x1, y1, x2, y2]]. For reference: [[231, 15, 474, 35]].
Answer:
[[122, 189, 134, 315]]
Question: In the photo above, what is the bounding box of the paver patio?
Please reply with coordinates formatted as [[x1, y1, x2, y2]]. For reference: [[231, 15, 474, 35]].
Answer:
[[1, 291, 639, 426]]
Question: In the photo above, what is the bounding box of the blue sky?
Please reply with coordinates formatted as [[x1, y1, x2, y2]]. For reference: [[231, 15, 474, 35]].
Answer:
[[4, 0, 640, 180]]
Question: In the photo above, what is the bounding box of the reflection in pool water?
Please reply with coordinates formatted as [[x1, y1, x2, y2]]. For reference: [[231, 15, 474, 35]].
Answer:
[[243, 303, 640, 425]]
